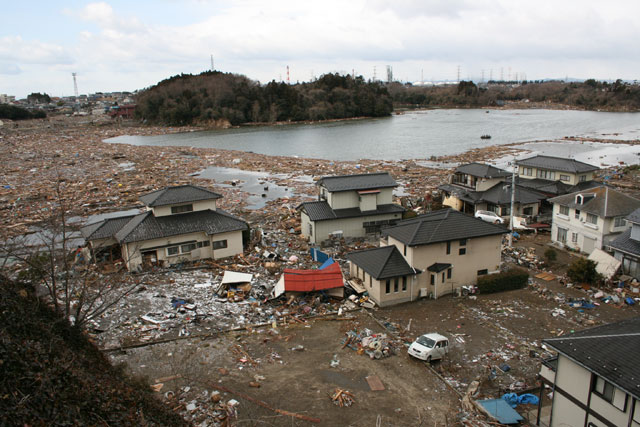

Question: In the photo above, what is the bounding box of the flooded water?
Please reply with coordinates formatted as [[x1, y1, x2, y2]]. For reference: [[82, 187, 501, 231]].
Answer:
[[107, 109, 640, 161]]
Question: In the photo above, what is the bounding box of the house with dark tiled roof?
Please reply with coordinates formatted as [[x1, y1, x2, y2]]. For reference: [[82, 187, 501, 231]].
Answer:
[[346, 209, 507, 305], [515, 155, 600, 196], [548, 186, 640, 254], [609, 208, 640, 280], [440, 162, 546, 219], [538, 317, 640, 427], [81, 185, 248, 270], [298, 172, 405, 243]]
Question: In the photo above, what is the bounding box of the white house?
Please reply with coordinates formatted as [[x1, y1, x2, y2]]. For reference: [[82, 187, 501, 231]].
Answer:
[[81, 185, 248, 270], [539, 317, 640, 427], [548, 186, 640, 254], [609, 208, 640, 280], [515, 155, 600, 196], [298, 172, 405, 244]]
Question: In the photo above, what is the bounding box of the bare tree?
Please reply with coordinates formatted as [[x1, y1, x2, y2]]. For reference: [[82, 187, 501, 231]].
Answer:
[[0, 180, 140, 329]]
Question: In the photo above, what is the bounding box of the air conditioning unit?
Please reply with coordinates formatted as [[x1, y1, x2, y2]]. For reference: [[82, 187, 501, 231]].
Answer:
[[419, 288, 429, 298]]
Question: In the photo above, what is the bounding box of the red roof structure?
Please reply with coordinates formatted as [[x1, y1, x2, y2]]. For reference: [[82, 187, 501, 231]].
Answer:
[[281, 263, 344, 292]]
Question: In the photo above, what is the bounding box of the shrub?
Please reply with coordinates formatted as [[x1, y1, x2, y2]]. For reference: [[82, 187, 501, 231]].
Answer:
[[477, 268, 529, 294], [544, 248, 557, 263], [567, 258, 601, 284]]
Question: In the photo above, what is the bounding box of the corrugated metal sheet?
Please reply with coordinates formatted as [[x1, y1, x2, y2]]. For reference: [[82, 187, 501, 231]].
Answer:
[[282, 263, 343, 292]]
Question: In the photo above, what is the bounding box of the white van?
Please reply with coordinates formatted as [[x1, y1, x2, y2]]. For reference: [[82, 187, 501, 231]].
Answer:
[[408, 333, 449, 362]]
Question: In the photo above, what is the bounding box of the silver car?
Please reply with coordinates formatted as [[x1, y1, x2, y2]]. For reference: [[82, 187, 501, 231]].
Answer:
[[474, 210, 504, 224]]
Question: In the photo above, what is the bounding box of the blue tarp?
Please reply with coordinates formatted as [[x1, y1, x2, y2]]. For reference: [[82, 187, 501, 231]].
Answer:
[[310, 247, 330, 263], [502, 393, 539, 408], [319, 258, 335, 270], [477, 399, 524, 424]]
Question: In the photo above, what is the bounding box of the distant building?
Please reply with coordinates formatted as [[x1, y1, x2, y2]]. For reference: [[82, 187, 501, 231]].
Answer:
[[108, 104, 136, 119], [0, 94, 16, 104]]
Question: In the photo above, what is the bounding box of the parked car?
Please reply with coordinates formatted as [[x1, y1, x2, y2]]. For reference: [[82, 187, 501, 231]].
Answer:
[[474, 210, 504, 224], [408, 333, 449, 362]]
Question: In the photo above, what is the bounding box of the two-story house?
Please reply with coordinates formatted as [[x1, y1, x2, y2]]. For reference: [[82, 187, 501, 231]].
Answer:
[[346, 208, 507, 306], [298, 172, 405, 244], [609, 208, 640, 280], [440, 162, 546, 219], [548, 186, 640, 254], [516, 154, 600, 196], [81, 184, 249, 270], [539, 317, 640, 427]]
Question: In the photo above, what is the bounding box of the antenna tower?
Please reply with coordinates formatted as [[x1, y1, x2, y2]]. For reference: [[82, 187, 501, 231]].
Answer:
[[210, 55, 214, 71], [386, 65, 393, 83], [286, 65, 290, 84], [72, 72, 78, 97], [373, 66, 377, 81]]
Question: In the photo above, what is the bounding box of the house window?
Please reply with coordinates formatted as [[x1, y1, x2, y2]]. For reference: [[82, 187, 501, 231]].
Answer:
[[459, 248, 466, 255], [520, 167, 533, 176], [181, 243, 197, 253], [579, 175, 587, 182], [575, 209, 581, 219], [385, 279, 391, 294], [441, 272, 446, 282], [537, 169, 555, 180], [430, 274, 435, 285], [212, 240, 228, 250], [559, 205, 569, 216], [167, 246, 179, 256], [402, 276, 407, 291], [403, 245, 407, 256], [477, 269, 488, 276], [593, 376, 614, 403], [394, 278, 399, 293], [447, 268, 452, 279], [559, 174, 570, 182], [586, 213, 598, 225], [557, 227, 568, 244], [446, 241, 451, 255], [171, 204, 193, 214], [369, 276, 372, 287], [614, 217, 626, 227], [308, 224, 313, 236], [571, 233, 578, 243]]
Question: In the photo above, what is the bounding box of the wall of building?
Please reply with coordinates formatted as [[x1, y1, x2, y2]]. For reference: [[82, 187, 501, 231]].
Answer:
[[308, 212, 403, 243], [476, 177, 505, 192], [348, 261, 418, 307], [518, 167, 594, 185], [550, 355, 591, 426], [613, 250, 640, 280], [328, 191, 359, 209], [386, 234, 502, 299], [442, 194, 464, 211], [151, 199, 217, 217], [122, 230, 243, 270], [359, 193, 377, 211]]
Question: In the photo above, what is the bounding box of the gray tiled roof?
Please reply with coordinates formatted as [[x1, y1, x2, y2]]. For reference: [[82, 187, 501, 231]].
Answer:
[[382, 208, 507, 246], [455, 163, 511, 178], [347, 245, 417, 280], [299, 201, 404, 222], [115, 209, 248, 244], [627, 208, 640, 224], [516, 155, 599, 173], [549, 186, 640, 218], [543, 317, 640, 400], [316, 172, 398, 192], [81, 215, 137, 240], [427, 263, 451, 273], [139, 184, 222, 207], [514, 177, 573, 196], [478, 183, 547, 205], [609, 228, 640, 257]]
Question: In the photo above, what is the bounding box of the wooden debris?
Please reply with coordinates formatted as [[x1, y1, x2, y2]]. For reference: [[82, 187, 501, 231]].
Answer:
[[331, 388, 355, 407]]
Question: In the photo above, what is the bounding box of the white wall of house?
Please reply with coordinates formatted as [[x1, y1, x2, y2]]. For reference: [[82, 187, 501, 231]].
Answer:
[[549, 354, 640, 427], [304, 212, 403, 243], [518, 167, 594, 184], [122, 229, 243, 270], [347, 262, 418, 307], [151, 199, 217, 217], [476, 177, 505, 192], [384, 234, 502, 299], [442, 194, 464, 211], [328, 191, 359, 209], [359, 193, 377, 211], [551, 203, 630, 254], [323, 187, 393, 210]]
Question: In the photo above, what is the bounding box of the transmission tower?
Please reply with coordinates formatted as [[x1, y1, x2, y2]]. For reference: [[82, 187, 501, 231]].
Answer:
[[386, 65, 393, 83], [373, 66, 377, 81], [72, 72, 78, 97], [286, 65, 290, 84]]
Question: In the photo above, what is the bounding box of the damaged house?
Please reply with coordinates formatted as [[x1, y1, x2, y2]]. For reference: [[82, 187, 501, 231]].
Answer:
[[548, 186, 640, 254], [81, 185, 249, 270], [347, 209, 507, 306], [298, 172, 405, 244], [609, 208, 640, 280], [439, 162, 546, 220]]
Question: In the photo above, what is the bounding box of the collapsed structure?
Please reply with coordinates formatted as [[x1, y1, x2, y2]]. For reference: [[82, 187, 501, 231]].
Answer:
[[81, 185, 248, 270]]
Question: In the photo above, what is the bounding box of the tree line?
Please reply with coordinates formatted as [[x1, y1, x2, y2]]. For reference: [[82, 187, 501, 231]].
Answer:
[[135, 71, 394, 126], [387, 79, 640, 111], [0, 104, 46, 120]]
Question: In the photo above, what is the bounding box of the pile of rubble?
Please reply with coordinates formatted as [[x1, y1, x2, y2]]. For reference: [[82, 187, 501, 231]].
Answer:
[[341, 328, 397, 359]]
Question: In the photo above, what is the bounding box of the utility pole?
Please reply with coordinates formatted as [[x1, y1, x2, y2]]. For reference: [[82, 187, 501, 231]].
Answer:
[[72, 73, 78, 98], [286, 65, 290, 85], [509, 159, 516, 247]]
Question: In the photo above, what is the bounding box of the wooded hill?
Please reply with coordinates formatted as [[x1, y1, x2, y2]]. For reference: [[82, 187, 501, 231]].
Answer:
[[388, 79, 640, 111], [135, 71, 393, 126]]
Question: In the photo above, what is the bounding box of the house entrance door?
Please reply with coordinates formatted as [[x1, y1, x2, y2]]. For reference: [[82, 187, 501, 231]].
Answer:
[[142, 250, 158, 269]]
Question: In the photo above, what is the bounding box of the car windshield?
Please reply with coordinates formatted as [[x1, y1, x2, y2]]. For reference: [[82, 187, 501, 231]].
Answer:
[[416, 336, 435, 348]]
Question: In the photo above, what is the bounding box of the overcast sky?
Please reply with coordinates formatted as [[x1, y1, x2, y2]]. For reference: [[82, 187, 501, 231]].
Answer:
[[2, 0, 639, 98]]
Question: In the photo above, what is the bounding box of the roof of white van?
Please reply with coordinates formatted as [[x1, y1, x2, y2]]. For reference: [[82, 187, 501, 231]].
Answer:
[[422, 333, 448, 341]]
